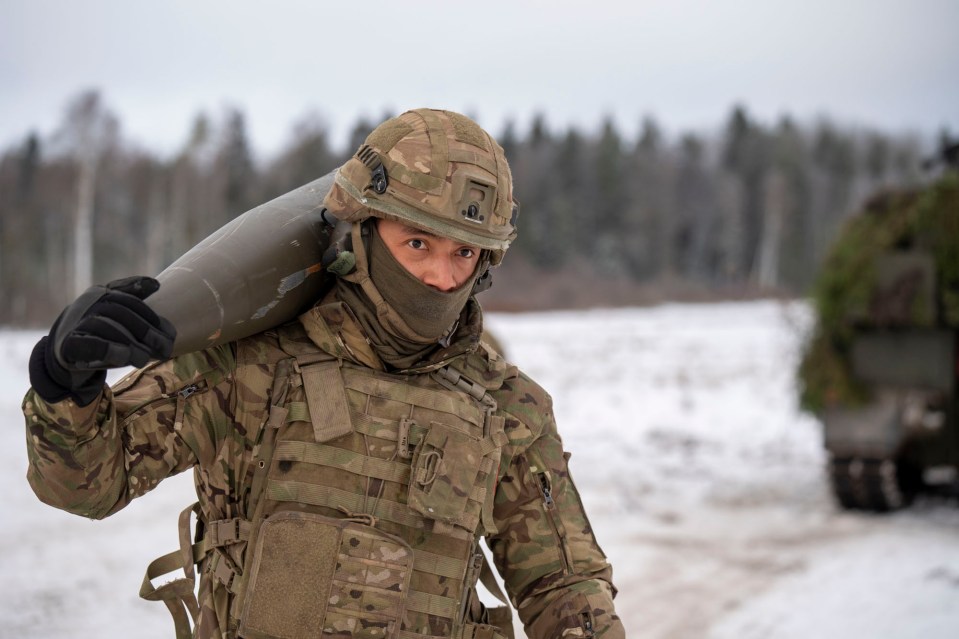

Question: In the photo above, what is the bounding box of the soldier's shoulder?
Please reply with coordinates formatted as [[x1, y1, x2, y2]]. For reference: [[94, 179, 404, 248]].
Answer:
[[493, 363, 554, 445], [180, 343, 236, 377], [458, 339, 552, 415], [453, 338, 512, 391], [110, 342, 236, 396], [452, 341, 553, 447], [234, 321, 314, 366]]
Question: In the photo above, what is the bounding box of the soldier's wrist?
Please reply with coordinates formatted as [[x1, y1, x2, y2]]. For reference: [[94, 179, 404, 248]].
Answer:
[[29, 336, 106, 406]]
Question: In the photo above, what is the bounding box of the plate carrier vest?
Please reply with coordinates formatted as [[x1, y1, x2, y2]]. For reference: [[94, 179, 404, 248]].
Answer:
[[140, 321, 514, 639]]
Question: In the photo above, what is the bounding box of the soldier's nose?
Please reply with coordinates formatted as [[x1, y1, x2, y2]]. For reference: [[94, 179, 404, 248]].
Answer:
[[421, 259, 459, 292]]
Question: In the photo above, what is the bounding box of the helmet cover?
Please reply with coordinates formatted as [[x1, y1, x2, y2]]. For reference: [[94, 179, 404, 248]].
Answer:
[[324, 108, 518, 265]]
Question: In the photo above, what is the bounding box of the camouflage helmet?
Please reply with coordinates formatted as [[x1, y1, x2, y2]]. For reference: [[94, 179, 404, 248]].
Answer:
[[323, 108, 517, 265]]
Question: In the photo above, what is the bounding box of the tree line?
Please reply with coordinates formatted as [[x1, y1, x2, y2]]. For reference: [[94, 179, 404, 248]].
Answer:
[[0, 89, 937, 324]]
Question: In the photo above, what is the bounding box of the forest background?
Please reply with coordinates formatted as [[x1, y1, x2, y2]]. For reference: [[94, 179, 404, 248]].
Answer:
[[0, 88, 949, 324]]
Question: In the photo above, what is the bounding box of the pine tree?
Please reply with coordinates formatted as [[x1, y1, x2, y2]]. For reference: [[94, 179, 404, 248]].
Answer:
[[721, 105, 771, 282], [219, 107, 257, 218], [627, 116, 672, 279], [592, 116, 628, 275], [265, 112, 338, 198]]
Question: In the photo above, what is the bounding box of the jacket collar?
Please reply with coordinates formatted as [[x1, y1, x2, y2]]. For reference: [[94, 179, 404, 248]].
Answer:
[[297, 295, 485, 375]]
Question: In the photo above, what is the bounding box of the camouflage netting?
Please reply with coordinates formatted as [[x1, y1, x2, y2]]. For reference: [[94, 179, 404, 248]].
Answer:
[[799, 170, 959, 412]]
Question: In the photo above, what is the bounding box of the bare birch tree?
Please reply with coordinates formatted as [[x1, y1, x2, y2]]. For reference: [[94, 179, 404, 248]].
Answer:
[[52, 90, 118, 298]]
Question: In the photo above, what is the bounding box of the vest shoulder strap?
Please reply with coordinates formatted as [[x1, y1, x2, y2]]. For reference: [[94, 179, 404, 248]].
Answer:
[[273, 318, 340, 366]]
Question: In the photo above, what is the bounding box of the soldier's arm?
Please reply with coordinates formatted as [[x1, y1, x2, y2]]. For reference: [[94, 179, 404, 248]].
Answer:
[[489, 372, 624, 639], [23, 345, 236, 520]]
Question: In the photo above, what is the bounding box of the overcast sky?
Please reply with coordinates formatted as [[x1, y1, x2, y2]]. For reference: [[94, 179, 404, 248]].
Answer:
[[2, 0, 957, 161]]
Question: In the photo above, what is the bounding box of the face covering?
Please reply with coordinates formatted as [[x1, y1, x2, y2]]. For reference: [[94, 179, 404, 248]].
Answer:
[[335, 222, 480, 369], [368, 224, 475, 340]]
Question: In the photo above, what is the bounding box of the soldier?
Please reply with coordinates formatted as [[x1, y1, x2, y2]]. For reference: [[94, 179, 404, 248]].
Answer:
[[24, 109, 624, 639]]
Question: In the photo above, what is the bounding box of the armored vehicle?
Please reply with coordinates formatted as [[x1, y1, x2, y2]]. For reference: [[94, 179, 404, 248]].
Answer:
[[799, 157, 959, 511]]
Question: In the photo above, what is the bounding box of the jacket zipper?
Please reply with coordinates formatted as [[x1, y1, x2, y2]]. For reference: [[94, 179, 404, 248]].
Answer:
[[581, 611, 595, 637], [538, 472, 555, 507], [173, 381, 208, 431], [536, 470, 572, 574], [120, 380, 208, 426], [178, 383, 201, 400]]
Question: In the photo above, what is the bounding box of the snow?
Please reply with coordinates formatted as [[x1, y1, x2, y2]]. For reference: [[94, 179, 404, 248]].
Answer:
[[2, 300, 958, 638]]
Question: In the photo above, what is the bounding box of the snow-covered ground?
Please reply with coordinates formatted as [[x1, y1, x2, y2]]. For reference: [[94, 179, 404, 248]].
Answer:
[[2, 300, 958, 638]]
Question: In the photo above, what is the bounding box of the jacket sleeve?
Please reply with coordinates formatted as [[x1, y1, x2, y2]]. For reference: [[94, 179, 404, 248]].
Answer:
[[22, 346, 236, 520], [489, 372, 625, 639]]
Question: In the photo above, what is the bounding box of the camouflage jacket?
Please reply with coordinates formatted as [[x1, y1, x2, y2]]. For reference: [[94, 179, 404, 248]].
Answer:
[[24, 300, 623, 639]]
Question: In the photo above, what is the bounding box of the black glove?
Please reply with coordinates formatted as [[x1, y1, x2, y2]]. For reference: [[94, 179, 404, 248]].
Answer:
[[29, 276, 177, 406]]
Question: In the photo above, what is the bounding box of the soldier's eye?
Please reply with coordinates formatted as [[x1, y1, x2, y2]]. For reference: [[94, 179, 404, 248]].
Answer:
[[408, 239, 426, 250], [457, 248, 475, 259]]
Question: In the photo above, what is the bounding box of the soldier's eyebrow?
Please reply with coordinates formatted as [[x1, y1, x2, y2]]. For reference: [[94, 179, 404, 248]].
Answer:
[[400, 225, 440, 239], [398, 224, 480, 252]]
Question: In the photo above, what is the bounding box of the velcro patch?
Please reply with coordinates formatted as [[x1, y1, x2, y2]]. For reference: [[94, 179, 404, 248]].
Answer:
[[239, 512, 413, 639]]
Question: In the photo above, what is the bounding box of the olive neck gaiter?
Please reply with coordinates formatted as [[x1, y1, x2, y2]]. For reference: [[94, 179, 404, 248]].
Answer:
[[369, 224, 475, 340], [335, 223, 478, 370]]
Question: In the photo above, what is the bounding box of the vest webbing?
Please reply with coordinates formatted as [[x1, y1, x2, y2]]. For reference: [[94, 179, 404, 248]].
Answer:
[[163, 535, 506, 638], [273, 439, 496, 503], [139, 503, 203, 639], [344, 369, 486, 428], [202, 533, 470, 583], [265, 479, 479, 535], [407, 591, 458, 619], [286, 403, 505, 457]]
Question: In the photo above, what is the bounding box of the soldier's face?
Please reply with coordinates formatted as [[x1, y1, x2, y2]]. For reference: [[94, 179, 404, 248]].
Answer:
[[376, 219, 481, 292]]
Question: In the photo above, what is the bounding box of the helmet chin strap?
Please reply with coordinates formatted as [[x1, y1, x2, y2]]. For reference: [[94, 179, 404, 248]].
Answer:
[[471, 254, 493, 295], [321, 215, 359, 277]]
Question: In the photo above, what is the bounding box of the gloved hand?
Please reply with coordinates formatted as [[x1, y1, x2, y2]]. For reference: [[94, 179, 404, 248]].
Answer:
[[29, 276, 177, 406]]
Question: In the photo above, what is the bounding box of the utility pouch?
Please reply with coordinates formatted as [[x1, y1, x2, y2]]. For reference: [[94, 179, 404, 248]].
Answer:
[[238, 511, 413, 639], [408, 422, 485, 528]]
